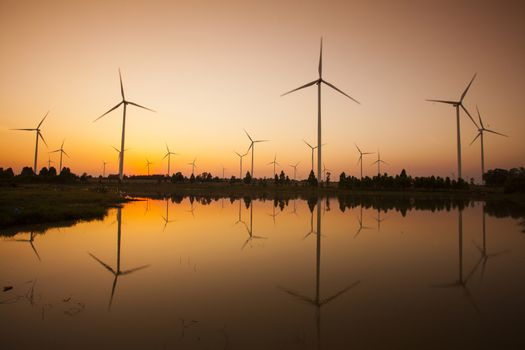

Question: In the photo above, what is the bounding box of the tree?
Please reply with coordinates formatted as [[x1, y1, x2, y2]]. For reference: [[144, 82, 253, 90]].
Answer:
[[307, 170, 318, 187], [243, 171, 252, 184]]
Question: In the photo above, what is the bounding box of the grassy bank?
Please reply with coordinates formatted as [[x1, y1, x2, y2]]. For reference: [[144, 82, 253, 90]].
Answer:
[[0, 184, 126, 234]]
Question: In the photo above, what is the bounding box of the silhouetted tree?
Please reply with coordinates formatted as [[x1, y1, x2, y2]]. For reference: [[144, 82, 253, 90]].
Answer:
[[307, 170, 318, 186], [243, 171, 252, 184]]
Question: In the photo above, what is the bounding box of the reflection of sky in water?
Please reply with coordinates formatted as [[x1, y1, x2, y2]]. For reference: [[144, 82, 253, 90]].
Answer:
[[1, 197, 524, 349]]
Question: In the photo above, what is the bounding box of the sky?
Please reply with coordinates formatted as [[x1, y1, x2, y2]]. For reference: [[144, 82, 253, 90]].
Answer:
[[0, 0, 524, 180]]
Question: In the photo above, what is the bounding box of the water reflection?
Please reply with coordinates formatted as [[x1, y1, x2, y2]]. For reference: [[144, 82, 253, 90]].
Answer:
[[88, 207, 150, 310], [354, 206, 372, 238], [240, 199, 267, 250], [9, 231, 41, 261], [282, 199, 360, 350]]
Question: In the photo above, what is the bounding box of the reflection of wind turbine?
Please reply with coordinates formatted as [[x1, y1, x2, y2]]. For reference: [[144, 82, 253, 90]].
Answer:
[[371, 150, 388, 176], [355, 144, 373, 179], [188, 158, 197, 176], [472, 205, 509, 281], [161, 198, 175, 231], [282, 38, 360, 186], [94, 69, 155, 181], [244, 130, 268, 179], [267, 203, 280, 225], [431, 209, 480, 312], [241, 202, 267, 250], [163, 143, 178, 176], [354, 206, 373, 238], [88, 207, 149, 310], [375, 208, 386, 231], [289, 161, 300, 181], [145, 159, 153, 176], [470, 106, 508, 183], [303, 209, 317, 240], [10, 231, 41, 261], [427, 74, 478, 179], [50, 139, 69, 172], [11, 111, 49, 172], [267, 154, 280, 178], [281, 198, 360, 349], [234, 150, 249, 179]]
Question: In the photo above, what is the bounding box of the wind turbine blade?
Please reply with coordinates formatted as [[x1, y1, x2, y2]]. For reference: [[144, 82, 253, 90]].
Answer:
[[254, 139, 269, 143], [120, 264, 150, 275], [426, 99, 457, 105], [37, 111, 50, 128], [476, 105, 484, 129], [62, 150, 70, 158], [485, 129, 508, 137], [320, 281, 360, 305], [281, 79, 319, 97], [322, 79, 360, 104], [88, 253, 117, 275], [119, 69, 125, 100], [363, 152, 374, 155], [244, 129, 253, 142], [38, 131, 48, 147], [460, 73, 477, 102], [94, 102, 123, 122], [303, 140, 313, 149], [61, 139, 65, 148], [11, 128, 36, 131], [234, 151, 242, 157], [162, 153, 169, 160], [354, 143, 362, 153], [112, 146, 120, 153], [318, 37, 323, 78], [460, 104, 478, 128], [128, 101, 155, 112], [469, 132, 481, 146], [166, 143, 170, 153]]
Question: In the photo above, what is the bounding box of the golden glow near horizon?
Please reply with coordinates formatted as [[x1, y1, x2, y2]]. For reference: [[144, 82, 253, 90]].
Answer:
[[1, 1, 524, 181]]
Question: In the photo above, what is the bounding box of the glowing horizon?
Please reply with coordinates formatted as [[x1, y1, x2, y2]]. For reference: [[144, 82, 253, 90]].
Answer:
[[1, 1, 524, 181]]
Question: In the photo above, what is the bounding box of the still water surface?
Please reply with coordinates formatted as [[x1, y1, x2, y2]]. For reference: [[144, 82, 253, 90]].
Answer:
[[1, 196, 524, 349]]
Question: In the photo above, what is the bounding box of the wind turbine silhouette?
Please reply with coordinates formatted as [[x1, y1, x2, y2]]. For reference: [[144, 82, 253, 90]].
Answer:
[[371, 150, 388, 176], [355, 144, 374, 179], [234, 150, 249, 179], [102, 161, 108, 177], [9, 231, 41, 261], [88, 207, 149, 310], [289, 161, 300, 181], [50, 139, 69, 172], [281, 198, 360, 349], [282, 38, 360, 185], [11, 111, 49, 173], [47, 156, 54, 169], [427, 74, 478, 180], [244, 129, 268, 179], [268, 154, 280, 178], [144, 159, 153, 176], [470, 106, 507, 183], [303, 140, 319, 173], [162, 143, 178, 176], [188, 158, 197, 176], [94, 69, 155, 181]]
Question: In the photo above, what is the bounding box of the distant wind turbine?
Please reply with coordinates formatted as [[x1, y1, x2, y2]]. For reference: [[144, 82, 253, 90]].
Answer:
[[244, 129, 268, 179], [268, 154, 280, 178], [50, 139, 69, 172], [282, 38, 360, 185], [94, 69, 155, 181], [303, 140, 319, 173], [144, 159, 153, 176], [234, 150, 249, 179], [11, 111, 49, 172], [322, 163, 331, 182], [470, 106, 507, 183], [371, 150, 388, 176], [162, 143, 178, 176], [427, 74, 478, 179], [47, 156, 54, 169], [355, 144, 374, 179], [188, 158, 197, 176], [289, 161, 300, 181], [102, 161, 108, 177]]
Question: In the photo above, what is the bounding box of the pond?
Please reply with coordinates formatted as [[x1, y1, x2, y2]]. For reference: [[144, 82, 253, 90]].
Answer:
[[1, 196, 524, 349]]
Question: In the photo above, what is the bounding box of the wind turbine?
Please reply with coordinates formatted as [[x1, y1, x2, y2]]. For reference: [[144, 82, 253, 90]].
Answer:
[[88, 207, 149, 310], [162, 143, 178, 176], [427, 74, 478, 180], [355, 144, 374, 179], [303, 140, 319, 173], [94, 69, 155, 181], [102, 161, 108, 177], [244, 129, 268, 179], [188, 158, 197, 176], [234, 150, 249, 179], [145, 159, 153, 176], [11, 111, 49, 173], [282, 38, 360, 185], [470, 106, 507, 183], [50, 139, 69, 172], [322, 163, 331, 182], [267, 154, 280, 178], [354, 206, 373, 238], [47, 156, 54, 169], [289, 161, 300, 181], [371, 150, 388, 176]]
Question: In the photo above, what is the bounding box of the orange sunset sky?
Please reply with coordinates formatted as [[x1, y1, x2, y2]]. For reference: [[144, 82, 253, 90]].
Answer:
[[0, 0, 524, 180]]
